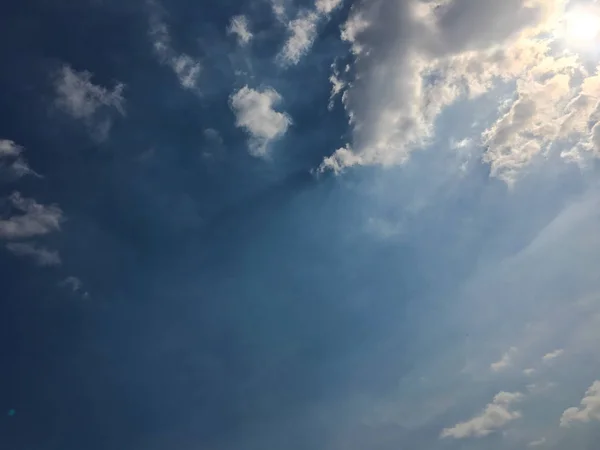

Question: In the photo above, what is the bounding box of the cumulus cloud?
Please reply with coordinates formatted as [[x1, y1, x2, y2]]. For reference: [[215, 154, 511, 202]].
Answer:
[[0, 140, 38, 180], [230, 86, 291, 156], [542, 348, 564, 362], [278, 0, 343, 65], [6, 242, 61, 267], [227, 15, 253, 46], [441, 391, 523, 439], [54, 65, 125, 140], [318, 0, 585, 178], [0, 192, 63, 240], [560, 381, 600, 427], [491, 346, 518, 372], [148, 1, 202, 91]]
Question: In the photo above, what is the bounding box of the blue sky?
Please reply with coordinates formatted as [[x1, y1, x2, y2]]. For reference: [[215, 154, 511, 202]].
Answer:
[[2, 0, 600, 449]]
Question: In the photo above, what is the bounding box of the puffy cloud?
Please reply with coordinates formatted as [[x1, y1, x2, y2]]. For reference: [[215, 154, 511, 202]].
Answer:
[[54, 65, 125, 140], [0, 140, 38, 180], [6, 242, 61, 267], [542, 348, 564, 362], [0, 192, 63, 240], [148, 1, 202, 91], [230, 86, 291, 156], [62, 276, 83, 292], [227, 15, 253, 46], [278, 0, 343, 65], [440, 391, 523, 439], [491, 346, 518, 372], [560, 381, 600, 427], [319, 0, 580, 178]]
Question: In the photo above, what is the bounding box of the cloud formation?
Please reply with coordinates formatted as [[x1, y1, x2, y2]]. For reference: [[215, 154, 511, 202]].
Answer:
[[230, 86, 291, 156], [54, 65, 125, 140], [148, 1, 202, 91], [228, 15, 253, 46], [0, 140, 38, 180], [278, 0, 343, 65], [318, 0, 600, 182], [0, 193, 63, 240], [542, 348, 564, 362], [6, 242, 61, 267], [441, 391, 523, 439], [491, 346, 518, 372], [560, 380, 600, 427]]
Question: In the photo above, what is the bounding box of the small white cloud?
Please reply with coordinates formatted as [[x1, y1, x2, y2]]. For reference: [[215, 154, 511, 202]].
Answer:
[[440, 391, 523, 439], [0, 193, 63, 240], [6, 242, 61, 267], [524, 368, 536, 376], [491, 346, 518, 372], [560, 381, 600, 427], [227, 15, 253, 46], [230, 86, 291, 156], [0, 140, 38, 180], [528, 437, 546, 447], [148, 2, 202, 91], [315, 0, 343, 15], [279, 10, 319, 65], [542, 349, 564, 362], [61, 276, 83, 292], [54, 65, 125, 140]]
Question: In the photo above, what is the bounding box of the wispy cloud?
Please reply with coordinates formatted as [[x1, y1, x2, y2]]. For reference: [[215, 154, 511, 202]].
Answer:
[[542, 348, 564, 362], [528, 437, 547, 447], [0, 193, 63, 240], [230, 86, 291, 157], [560, 380, 600, 426], [148, 0, 202, 91], [278, 0, 343, 65], [6, 242, 61, 267], [441, 392, 523, 439], [227, 15, 253, 46], [0, 140, 39, 180], [54, 65, 125, 140], [490, 346, 518, 372]]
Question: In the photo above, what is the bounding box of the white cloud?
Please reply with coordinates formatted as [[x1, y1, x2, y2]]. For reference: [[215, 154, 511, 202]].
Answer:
[[148, 1, 202, 91], [279, 11, 320, 65], [491, 346, 518, 372], [560, 380, 600, 427], [54, 65, 125, 140], [315, 0, 342, 15], [230, 86, 291, 156], [440, 391, 523, 439], [278, 0, 343, 65], [528, 437, 547, 447], [6, 242, 61, 267], [0, 140, 38, 180], [524, 368, 536, 376], [228, 15, 253, 46], [318, 0, 583, 178], [542, 348, 564, 362], [0, 192, 63, 240]]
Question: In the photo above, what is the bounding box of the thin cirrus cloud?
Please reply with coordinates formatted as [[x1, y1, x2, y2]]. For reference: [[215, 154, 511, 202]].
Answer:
[[318, 0, 600, 184], [440, 392, 524, 439], [53, 65, 125, 141], [148, 0, 202, 91], [0, 140, 38, 180], [0, 192, 63, 240], [229, 86, 291, 157], [6, 242, 61, 267]]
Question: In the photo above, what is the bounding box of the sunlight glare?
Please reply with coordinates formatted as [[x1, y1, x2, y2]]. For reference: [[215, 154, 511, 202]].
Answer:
[[563, 7, 600, 47]]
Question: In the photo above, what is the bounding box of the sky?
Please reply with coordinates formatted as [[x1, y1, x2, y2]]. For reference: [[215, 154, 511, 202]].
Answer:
[[1, 0, 600, 449]]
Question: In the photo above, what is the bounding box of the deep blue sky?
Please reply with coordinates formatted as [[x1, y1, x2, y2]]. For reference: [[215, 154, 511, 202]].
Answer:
[[2, 0, 600, 449]]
